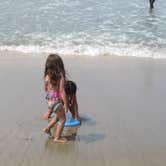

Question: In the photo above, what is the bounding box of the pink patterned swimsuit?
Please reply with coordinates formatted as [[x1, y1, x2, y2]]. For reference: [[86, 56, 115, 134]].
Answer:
[[45, 92, 62, 111]]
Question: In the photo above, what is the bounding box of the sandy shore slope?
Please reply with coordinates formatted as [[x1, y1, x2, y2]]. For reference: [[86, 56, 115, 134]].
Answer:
[[0, 52, 166, 166]]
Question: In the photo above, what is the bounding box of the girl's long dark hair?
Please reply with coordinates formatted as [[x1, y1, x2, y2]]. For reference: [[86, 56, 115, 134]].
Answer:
[[44, 54, 66, 86], [65, 80, 77, 95]]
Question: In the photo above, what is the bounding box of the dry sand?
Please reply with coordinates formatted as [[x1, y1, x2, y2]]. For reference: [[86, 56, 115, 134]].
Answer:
[[0, 52, 166, 166]]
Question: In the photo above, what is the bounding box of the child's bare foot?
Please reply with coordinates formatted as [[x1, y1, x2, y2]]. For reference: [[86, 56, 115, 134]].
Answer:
[[53, 138, 67, 143], [43, 127, 52, 136]]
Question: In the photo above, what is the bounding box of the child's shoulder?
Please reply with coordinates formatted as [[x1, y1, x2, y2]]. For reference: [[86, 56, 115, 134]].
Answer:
[[44, 75, 50, 81], [44, 75, 50, 85]]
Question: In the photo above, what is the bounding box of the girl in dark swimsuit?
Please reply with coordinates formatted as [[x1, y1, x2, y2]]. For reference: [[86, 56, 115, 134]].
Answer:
[[65, 80, 81, 121]]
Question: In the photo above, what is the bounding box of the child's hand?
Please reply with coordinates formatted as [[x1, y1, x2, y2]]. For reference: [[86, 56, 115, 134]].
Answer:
[[75, 115, 81, 121], [42, 111, 51, 120], [64, 104, 68, 113]]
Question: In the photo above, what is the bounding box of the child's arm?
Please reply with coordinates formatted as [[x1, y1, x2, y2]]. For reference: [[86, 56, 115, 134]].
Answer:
[[44, 75, 49, 92], [73, 95, 81, 120], [59, 74, 68, 112], [42, 75, 52, 120]]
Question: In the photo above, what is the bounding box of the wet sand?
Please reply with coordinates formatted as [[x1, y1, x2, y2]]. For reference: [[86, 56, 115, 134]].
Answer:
[[0, 52, 166, 166]]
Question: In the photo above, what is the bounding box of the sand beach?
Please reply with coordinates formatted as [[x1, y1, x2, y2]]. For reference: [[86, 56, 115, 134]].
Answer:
[[0, 52, 166, 166]]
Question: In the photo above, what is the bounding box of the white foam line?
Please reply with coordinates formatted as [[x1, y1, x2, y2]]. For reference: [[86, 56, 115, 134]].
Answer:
[[0, 44, 165, 59]]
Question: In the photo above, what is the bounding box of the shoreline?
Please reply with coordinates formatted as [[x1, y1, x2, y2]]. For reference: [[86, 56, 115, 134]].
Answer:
[[1, 50, 166, 60]]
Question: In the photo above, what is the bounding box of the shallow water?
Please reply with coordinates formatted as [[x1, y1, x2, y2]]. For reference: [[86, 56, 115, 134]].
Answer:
[[0, 0, 166, 58]]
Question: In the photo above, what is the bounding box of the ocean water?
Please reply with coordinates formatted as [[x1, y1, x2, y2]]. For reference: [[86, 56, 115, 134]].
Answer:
[[0, 0, 166, 58]]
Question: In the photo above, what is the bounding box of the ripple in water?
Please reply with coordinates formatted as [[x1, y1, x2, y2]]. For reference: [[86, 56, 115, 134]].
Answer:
[[0, 0, 166, 58]]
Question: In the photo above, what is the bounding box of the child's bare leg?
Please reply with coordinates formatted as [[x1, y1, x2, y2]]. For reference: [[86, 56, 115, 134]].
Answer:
[[43, 114, 57, 135], [53, 118, 66, 143], [71, 99, 81, 120], [53, 107, 66, 143]]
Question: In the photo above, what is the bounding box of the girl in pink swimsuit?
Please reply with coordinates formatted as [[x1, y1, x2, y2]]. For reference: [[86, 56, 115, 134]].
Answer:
[[43, 54, 68, 143]]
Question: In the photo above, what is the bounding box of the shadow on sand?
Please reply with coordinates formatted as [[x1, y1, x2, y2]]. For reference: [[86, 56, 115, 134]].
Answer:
[[78, 133, 105, 144], [80, 114, 97, 126]]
